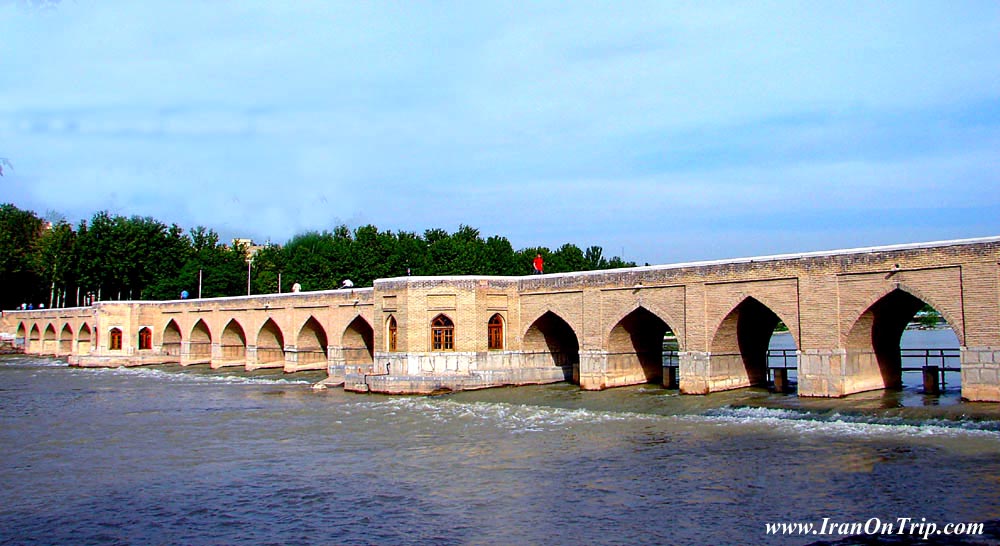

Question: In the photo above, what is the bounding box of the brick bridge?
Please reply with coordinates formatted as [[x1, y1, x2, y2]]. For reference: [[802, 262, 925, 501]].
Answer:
[[4, 236, 999, 401]]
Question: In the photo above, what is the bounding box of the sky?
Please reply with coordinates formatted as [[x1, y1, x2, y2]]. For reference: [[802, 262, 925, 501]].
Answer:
[[1, 1, 999, 266]]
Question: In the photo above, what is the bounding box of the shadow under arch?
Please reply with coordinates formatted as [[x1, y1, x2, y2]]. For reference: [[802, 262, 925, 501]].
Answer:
[[524, 311, 580, 383], [710, 296, 795, 389], [28, 324, 40, 353], [59, 323, 73, 354], [162, 320, 182, 362], [189, 319, 212, 361], [607, 306, 679, 384], [256, 318, 286, 366], [343, 315, 374, 368], [43, 323, 56, 354], [220, 319, 247, 362], [297, 316, 329, 367], [16, 322, 26, 348], [844, 287, 960, 392], [77, 323, 92, 354]]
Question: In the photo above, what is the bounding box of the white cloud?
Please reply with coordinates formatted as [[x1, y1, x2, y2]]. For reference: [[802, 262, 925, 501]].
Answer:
[[1, 1, 998, 263]]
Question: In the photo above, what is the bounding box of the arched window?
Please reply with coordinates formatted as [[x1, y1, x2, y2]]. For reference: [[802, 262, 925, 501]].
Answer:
[[488, 314, 504, 350], [387, 316, 398, 352], [138, 327, 152, 350], [109, 328, 123, 351], [431, 315, 454, 351]]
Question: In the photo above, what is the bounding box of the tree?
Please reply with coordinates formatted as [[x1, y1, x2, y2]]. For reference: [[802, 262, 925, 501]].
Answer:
[[0, 204, 44, 308]]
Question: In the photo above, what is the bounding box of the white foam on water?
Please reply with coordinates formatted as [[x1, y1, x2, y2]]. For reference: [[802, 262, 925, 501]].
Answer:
[[691, 406, 1000, 440], [0, 356, 69, 368], [86, 365, 312, 386], [355, 397, 1000, 441], [368, 397, 662, 432]]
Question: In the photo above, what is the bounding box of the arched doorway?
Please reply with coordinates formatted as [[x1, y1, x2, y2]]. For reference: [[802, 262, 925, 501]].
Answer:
[[16, 323, 26, 350], [710, 297, 797, 391], [524, 311, 580, 383], [488, 313, 505, 351], [343, 316, 374, 368], [297, 316, 329, 368], [137, 327, 152, 350], [845, 288, 960, 394]]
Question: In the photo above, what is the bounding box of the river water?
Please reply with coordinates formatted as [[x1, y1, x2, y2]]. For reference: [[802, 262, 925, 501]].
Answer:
[[3, 330, 1000, 545]]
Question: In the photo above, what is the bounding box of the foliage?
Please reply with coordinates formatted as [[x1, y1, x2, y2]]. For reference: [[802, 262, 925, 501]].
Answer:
[[0, 203, 637, 307]]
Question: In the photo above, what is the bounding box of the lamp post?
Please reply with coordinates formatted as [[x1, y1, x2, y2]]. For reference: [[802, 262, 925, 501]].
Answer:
[[247, 257, 253, 296]]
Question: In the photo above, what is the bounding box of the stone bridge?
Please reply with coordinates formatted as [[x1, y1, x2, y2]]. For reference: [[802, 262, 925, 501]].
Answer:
[[3, 236, 999, 401]]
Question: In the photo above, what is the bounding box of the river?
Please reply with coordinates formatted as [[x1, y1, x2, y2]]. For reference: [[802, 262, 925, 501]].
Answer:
[[2, 329, 1000, 545]]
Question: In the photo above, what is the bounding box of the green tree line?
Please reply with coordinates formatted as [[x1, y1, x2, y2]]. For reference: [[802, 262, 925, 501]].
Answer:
[[0, 203, 635, 309]]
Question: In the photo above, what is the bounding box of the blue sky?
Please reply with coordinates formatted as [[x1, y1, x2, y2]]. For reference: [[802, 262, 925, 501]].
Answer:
[[2, 1, 998, 265]]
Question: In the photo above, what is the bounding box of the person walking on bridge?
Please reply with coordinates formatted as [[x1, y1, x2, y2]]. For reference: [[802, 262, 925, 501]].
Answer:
[[533, 253, 544, 274]]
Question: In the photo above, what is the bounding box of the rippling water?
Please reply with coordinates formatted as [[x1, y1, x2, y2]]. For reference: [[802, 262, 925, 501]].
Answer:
[[3, 348, 1000, 545]]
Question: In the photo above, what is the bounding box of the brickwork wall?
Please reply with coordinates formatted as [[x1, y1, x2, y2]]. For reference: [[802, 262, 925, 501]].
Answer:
[[5, 237, 999, 399]]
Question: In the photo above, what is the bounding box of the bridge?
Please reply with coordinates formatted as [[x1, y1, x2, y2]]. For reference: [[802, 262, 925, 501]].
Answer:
[[3, 236, 999, 401]]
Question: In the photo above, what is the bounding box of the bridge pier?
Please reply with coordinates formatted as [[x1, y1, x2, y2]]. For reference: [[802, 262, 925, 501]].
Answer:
[[962, 347, 1000, 402]]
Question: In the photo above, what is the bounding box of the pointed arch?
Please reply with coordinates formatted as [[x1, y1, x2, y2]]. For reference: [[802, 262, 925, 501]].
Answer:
[[844, 283, 965, 347], [59, 323, 74, 354], [108, 327, 123, 351], [488, 313, 505, 351], [28, 324, 40, 353], [297, 316, 329, 367], [710, 296, 794, 388], [77, 323, 93, 354], [386, 315, 398, 352], [843, 287, 960, 393], [606, 303, 684, 352], [256, 318, 285, 365], [220, 319, 247, 361], [431, 314, 454, 351], [16, 322, 26, 349], [606, 306, 675, 384], [137, 327, 152, 350], [343, 315, 374, 367], [189, 319, 212, 358], [43, 323, 57, 353], [162, 320, 182, 359], [523, 311, 580, 383]]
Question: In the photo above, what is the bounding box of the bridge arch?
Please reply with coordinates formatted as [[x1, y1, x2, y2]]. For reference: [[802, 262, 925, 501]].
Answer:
[[844, 287, 960, 393], [524, 311, 580, 383], [16, 322, 26, 348], [43, 323, 57, 354], [28, 324, 40, 353], [606, 306, 679, 384], [162, 320, 182, 361], [189, 319, 212, 361], [342, 315, 374, 368], [59, 323, 74, 354], [297, 316, 329, 368], [220, 319, 247, 362], [710, 296, 797, 389], [256, 318, 286, 366], [77, 323, 92, 354]]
